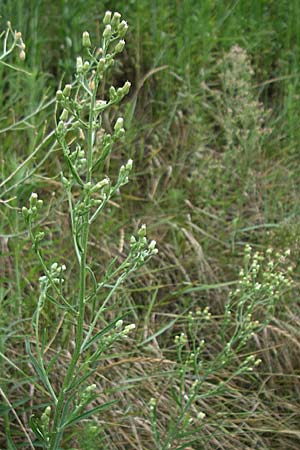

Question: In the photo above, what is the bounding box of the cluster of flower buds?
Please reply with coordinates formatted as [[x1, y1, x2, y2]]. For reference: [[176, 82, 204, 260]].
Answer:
[[174, 332, 188, 345], [235, 245, 293, 305], [240, 354, 262, 372], [103, 11, 128, 39], [22, 192, 43, 223], [76, 384, 97, 412], [129, 224, 158, 267], [39, 262, 66, 287], [113, 320, 136, 339], [95, 11, 128, 76], [116, 157, 133, 188], [67, 144, 87, 171], [56, 84, 72, 103], [109, 81, 131, 105]]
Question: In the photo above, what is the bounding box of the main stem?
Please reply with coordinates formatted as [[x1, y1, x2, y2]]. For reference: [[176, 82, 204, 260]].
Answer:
[[48, 79, 98, 450]]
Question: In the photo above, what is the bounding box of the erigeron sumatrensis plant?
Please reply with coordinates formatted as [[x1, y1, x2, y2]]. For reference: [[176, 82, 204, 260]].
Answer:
[[219, 45, 272, 160], [22, 11, 157, 449], [201, 45, 271, 178], [148, 245, 293, 449]]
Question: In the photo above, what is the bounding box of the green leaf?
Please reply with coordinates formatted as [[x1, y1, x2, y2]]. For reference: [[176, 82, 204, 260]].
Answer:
[[62, 400, 117, 429], [81, 314, 127, 353], [26, 340, 57, 402]]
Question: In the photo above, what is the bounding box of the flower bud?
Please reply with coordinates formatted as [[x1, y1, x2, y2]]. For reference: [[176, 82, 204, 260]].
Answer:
[[103, 11, 112, 25], [60, 108, 68, 121], [123, 323, 136, 334], [62, 84, 72, 97], [97, 58, 106, 74], [111, 12, 121, 28], [57, 121, 65, 134], [103, 25, 112, 39], [122, 80, 131, 95], [56, 90, 63, 101], [118, 20, 128, 38], [149, 240, 156, 251], [109, 86, 117, 101], [125, 159, 133, 171], [115, 319, 123, 329], [138, 224, 147, 237], [130, 235, 137, 245], [114, 117, 124, 132], [85, 384, 97, 393], [83, 60, 90, 71], [76, 56, 83, 73], [91, 178, 110, 192], [30, 193, 38, 206], [115, 39, 125, 54], [22, 207, 29, 218], [82, 31, 91, 48], [19, 50, 26, 61]]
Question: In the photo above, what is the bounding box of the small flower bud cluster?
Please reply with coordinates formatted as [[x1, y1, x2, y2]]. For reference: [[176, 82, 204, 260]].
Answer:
[[75, 384, 97, 412], [39, 262, 66, 287], [112, 320, 136, 338], [174, 332, 188, 345], [65, 144, 87, 172], [240, 354, 262, 372], [117, 158, 133, 188], [232, 245, 293, 311], [109, 81, 131, 104], [103, 11, 128, 39], [99, 321, 136, 351], [22, 192, 43, 223], [129, 224, 158, 268]]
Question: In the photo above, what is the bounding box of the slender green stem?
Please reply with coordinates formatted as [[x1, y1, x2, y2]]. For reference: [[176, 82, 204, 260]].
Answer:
[[48, 77, 98, 450]]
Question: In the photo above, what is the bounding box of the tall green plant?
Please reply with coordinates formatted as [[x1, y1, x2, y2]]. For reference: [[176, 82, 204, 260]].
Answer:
[[21, 11, 157, 449]]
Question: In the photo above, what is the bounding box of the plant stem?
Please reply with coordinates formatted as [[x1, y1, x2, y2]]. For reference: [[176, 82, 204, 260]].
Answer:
[[48, 78, 98, 450]]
